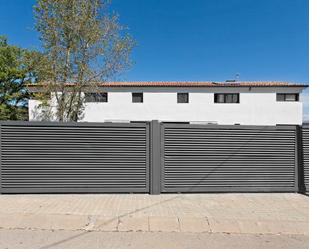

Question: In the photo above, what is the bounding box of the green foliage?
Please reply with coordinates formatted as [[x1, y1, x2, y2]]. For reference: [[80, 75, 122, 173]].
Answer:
[[34, 0, 135, 121], [0, 36, 30, 120], [0, 104, 28, 120], [0, 36, 49, 120]]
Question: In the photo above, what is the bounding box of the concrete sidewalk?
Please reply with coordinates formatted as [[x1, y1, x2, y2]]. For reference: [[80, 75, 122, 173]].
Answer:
[[0, 193, 309, 235]]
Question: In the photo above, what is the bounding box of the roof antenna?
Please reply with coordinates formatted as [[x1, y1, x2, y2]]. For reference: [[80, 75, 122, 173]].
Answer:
[[225, 73, 240, 83]]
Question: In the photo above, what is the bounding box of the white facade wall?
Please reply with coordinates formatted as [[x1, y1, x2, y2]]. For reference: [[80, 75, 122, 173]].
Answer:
[[28, 87, 305, 125]]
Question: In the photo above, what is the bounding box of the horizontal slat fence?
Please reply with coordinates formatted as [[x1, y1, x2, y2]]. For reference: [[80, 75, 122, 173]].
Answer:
[[0, 122, 149, 193], [161, 124, 298, 193], [0, 121, 304, 194]]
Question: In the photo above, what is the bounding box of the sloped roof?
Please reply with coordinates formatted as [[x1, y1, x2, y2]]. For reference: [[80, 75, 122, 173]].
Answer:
[[27, 81, 308, 88], [92, 81, 307, 87]]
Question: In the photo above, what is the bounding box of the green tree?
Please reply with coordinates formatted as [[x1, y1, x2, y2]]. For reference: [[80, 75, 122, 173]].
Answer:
[[0, 36, 38, 120], [34, 0, 135, 121]]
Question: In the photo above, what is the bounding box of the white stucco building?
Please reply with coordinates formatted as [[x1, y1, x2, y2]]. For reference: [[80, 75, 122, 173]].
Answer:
[[28, 81, 307, 125]]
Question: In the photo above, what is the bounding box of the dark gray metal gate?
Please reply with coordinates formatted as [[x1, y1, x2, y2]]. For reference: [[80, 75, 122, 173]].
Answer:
[[301, 124, 309, 192], [0, 121, 303, 194], [161, 123, 298, 193], [0, 122, 149, 193]]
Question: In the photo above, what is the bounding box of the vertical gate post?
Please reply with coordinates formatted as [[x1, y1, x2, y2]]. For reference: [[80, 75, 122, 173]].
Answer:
[[150, 120, 161, 195], [296, 125, 305, 193]]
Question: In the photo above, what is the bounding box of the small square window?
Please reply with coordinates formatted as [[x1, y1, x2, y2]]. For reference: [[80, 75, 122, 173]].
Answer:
[[132, 92, 143, 103], [177, 93, 189, 103], [85, 93, 108, 102]]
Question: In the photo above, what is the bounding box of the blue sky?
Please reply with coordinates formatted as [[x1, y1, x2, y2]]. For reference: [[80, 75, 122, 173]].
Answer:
[[1, 0, 309, 117]]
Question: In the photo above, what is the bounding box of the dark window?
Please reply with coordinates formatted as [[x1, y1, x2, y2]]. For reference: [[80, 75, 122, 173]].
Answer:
[[276, 93, 299, 102], [85, 93, 108, 102], [132, 92, 143, 103], [214, 93, 239, 103], [177, 93, 189, 103], [277, 94, 285, 101]]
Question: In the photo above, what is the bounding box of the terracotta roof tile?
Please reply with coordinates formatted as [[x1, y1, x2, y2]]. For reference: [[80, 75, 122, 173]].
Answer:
[[27, 81, 308, 88], [96, 81, 307, 87]]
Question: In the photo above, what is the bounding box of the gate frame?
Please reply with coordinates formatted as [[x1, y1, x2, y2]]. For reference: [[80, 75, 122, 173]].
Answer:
[[149, 120, 161, 194], [300, 123, 309, 193]]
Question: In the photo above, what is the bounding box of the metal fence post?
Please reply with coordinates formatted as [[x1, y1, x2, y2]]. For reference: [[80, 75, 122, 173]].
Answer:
[[297, 125, 305, 193], [150, 120, 161, 195]]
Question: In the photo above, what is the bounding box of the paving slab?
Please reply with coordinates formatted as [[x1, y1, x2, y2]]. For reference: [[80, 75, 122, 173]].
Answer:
[[257, 221, 309, 235], [149, 217, 180, 232], [296, 222, 309, 235], [88, 216, 119, 232], [179, 217, 211, 233], [208, 218, 242, 234], [118, 216, 149, 232], [237, 220, 268, 234], [0, 213, 88, 231]]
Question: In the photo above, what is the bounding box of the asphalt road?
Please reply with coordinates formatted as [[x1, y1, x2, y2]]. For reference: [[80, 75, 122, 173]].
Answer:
[[1, 229, 309, 249]]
